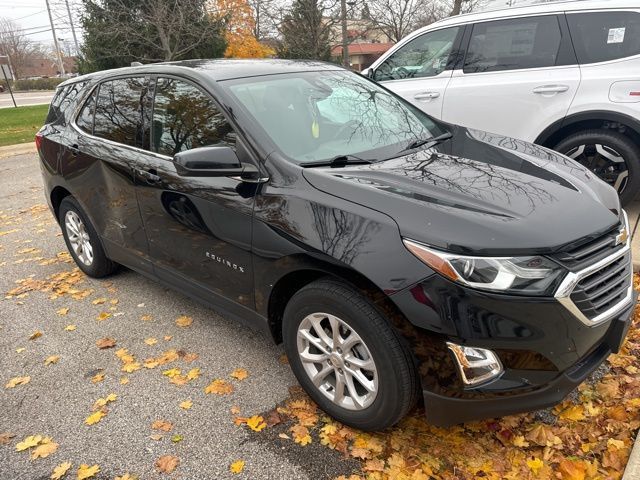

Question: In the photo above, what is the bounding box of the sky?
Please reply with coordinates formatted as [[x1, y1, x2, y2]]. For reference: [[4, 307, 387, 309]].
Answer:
[[0, 0, 83, 50]]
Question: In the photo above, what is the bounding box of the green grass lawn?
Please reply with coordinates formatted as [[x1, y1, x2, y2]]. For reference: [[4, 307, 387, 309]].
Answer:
[[0, 104, 49, 147]]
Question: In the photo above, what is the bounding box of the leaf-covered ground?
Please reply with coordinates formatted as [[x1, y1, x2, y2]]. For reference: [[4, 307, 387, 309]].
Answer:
[[1, 152, 638, 479]]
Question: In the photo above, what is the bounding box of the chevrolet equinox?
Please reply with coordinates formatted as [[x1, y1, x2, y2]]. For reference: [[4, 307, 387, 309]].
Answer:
[[37, 60, 636, 431]]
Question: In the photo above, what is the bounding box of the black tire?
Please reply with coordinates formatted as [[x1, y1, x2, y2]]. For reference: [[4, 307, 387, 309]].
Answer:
[[282, 278, 418, 431], [553, 129, 640, 205], [58, 196, 117, 278]]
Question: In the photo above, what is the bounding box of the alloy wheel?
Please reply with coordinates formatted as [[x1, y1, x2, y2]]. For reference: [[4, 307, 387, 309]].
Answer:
[[566, 143, 629, 193], [64, 210, 94, 266], [296, 312, 378, 410]]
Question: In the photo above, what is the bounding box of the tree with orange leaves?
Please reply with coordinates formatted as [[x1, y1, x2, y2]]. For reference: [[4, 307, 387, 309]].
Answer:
[[211, 0, 274, 58]]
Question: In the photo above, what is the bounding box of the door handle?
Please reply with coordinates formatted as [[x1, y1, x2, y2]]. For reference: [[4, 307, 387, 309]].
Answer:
[[532, 85, 569, 94], [137, 168, 161, 183], [69, 144, 80, 156], [414, 91, 440, 101]]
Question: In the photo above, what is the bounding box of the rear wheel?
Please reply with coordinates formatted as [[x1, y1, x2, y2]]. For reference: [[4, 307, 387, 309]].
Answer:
[[282, 278, 418, 431], [58, 197, 117, 278], [554, 129, 640, 205]]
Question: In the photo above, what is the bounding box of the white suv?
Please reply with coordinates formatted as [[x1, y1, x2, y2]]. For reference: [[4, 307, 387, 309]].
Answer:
[[364, 0, 640, 204]]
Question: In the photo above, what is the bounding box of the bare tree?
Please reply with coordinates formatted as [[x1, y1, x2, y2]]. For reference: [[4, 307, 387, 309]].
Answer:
[[0, 18, 40, 79], [366, 0, 422, 42]]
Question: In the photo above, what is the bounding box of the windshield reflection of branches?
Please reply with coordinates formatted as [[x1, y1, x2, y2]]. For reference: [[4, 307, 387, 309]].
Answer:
[[309, 203, 379, 264], [366, 151, 555, 210]]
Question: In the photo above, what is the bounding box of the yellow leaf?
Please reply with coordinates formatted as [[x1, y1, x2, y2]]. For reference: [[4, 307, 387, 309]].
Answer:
[[608, 438, 625, 450], [204, 379, 234, 395], [120, 376, 129, 385], [51, 461, 72, 479], [29, 330, 43, 340], [56, 307, 69, 316], [176, 315, 193, 327], [92, 297, 107, 305], [90, 372, 105, 383], [180, 400, 193, 410], [31, 440, 59, 459], [230, 460, 245, 474], [64, 325, 76, 331], [291, 425, 311, 446], [92, 393, 117, 410], [163, 368, 181, 378], [16, 347, 26, 353], [6, 376, 31, 388], [45, 355, 60, 365], [16, 435, 42, 451], [186, 368, 200, 380], [85, 411, 105, 425], [230, 368, 248, 381], [114, 473, 137, 480], [513, 435, 529, 448], [121, 362, 141, 373], [77, 464, 100, 480], [526, 457, 544, 475], [140, 314, 153, 321], [164, 335, 172, 341], [96, 312, 111, 321], [559, 405, 585, 422], [246, 415, 267, 432], [144, 337, 157, 346]]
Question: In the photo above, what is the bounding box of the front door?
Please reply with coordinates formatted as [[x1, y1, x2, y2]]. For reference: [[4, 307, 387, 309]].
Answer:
[[133, 76, 257, 309], [442, 14, 580, 142], [372, 26, 463, 119]]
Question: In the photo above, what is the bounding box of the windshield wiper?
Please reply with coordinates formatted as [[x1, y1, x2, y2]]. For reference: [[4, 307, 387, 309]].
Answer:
[[300, 155, 373, 168], [404, 131, 453, 152]]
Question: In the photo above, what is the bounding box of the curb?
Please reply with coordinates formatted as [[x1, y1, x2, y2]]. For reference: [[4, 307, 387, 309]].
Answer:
[[0, 142, 36, 158], [623, 430, 640, 479]]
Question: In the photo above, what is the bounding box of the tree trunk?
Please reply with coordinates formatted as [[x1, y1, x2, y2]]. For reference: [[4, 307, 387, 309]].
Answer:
[[450, 0, 463, 16]]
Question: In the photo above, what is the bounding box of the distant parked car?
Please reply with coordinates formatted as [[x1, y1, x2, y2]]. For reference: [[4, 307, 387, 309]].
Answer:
[[364, 0, 640, 204], [0, 84, 5, 93]]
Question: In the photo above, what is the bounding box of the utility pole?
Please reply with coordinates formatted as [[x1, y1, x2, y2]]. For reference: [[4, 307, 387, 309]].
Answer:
[[64, 0, 80, 55], [340, 0, 349, 68], [45, 0, 66, 76]]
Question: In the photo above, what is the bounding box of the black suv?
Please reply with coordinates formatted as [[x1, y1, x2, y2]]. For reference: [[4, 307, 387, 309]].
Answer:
[[37, 60, 635, 431]]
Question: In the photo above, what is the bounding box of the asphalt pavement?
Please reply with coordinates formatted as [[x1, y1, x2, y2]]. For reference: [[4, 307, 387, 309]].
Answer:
[[0, 91, 55, 109], [0, 152, 355, 479]]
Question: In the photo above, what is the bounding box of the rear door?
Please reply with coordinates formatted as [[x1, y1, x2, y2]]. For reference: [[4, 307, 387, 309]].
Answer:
[[67, 76, 152, 273], [442, 14, 580, 142], [132, 76, 257, 309], [371, 26, 464, 118]]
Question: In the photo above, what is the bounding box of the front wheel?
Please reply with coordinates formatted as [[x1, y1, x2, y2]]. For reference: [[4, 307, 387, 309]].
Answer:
[[282, 279, 418, 431], [554, 129, 640, 205]]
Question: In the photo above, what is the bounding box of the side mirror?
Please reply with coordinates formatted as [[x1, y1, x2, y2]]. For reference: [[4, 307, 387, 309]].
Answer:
[[173, 146, 261, 181], [361, 67, 374, 79]]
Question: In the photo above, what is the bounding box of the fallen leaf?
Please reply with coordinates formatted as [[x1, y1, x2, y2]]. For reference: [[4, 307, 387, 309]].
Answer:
[[246, 415, 267, 432], [16, 435, 42, 451], [64, 325, 76, 331], [186, 368, 200, 380], [51, 461, 72, 479], [171, 434, 183, 443], [120, 376, 129, 385], [114, 474, 137, 480], [512, 435, 529, 448], [92, 297, 107, 305], [31, 440, 59, 459], [121, 362, 141, 373], [90, 372, 105, 384], [526, 457, 544, 475], [85, 411, 106, 425], [45, 355, 60, 365], [0, 432, 15, 445], [230, 460, 245, 474], [230, 405, 241, 415], [16, 347, 26, 353], [144, 337, 158, 346], [96, 337, 116, 349], [56, 307, 69, 316], [164, 335, 172, 341], [151, 420, 173, 432], [149, 434, 163, 441], [6, 376, 31, 388], [96, 312, 111, 321], [179, 400, 193, 410], [291, 424, 312, 446], [140, 315, 152, 321], [205, 379, 234, 395], [77, 464, 100, 480], [230, 368, 248, 381], [558, 459, 586, 480], [558, 405, 585, 422], [175, 315, 193, 327], [29, 330, 43, 340], [155, 455, 179, 474]]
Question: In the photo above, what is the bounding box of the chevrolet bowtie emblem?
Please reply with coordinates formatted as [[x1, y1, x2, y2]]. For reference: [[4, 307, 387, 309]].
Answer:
[[616, 227, 629, 246]]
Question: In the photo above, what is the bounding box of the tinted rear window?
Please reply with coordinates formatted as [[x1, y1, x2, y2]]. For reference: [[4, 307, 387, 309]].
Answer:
[[93, 77, 148, 147], [567, 11, 640, 64], [464, 15, 562, 73]]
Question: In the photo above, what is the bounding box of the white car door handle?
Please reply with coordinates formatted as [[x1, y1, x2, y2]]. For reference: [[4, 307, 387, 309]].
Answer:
[[414, 91, 440, 101], [532, 85, 570, 94]]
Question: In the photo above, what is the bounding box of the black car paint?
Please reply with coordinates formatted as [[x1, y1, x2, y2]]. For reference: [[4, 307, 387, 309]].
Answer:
[[38, 59, 634, 427]]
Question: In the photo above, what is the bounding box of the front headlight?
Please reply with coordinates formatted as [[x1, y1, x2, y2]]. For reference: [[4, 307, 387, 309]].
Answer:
[[403, 239, 566, 295]]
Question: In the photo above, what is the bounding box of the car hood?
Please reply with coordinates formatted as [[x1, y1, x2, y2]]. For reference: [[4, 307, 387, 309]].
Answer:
[[302, 127, 622, 255]]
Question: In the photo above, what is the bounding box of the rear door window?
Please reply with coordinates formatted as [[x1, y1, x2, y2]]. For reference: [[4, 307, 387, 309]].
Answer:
[[47, 81, 87, 125], [567, 11, 640, 64], [151, 77, 236, 156], [76, 87, 97, 134], [93, 77, 149, 147], [464, 15, 562, 73]]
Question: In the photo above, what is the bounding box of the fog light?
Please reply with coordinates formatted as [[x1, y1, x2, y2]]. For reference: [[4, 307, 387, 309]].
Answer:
[[446, 342, 503, 387]]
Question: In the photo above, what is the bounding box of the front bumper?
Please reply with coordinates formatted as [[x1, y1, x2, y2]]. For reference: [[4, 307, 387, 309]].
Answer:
[[389, 275, 637, 427]]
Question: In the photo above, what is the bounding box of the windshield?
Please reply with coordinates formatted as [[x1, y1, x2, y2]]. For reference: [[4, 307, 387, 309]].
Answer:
[[223, 70, 444, 164]]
